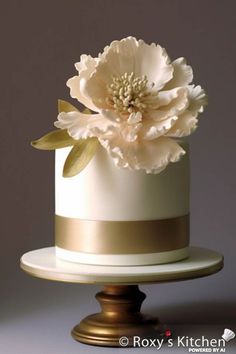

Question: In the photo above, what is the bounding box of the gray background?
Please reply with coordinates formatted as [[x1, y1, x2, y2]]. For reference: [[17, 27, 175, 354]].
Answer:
[[1, 0, 236, 353]]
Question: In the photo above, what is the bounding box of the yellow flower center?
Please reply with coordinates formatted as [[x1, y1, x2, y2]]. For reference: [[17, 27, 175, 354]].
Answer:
[[106, 72, 152, 115]]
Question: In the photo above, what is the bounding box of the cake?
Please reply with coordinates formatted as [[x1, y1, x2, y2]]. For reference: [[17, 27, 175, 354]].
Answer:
[[32, 37, 207, 266], [55, 141, 189, 265]]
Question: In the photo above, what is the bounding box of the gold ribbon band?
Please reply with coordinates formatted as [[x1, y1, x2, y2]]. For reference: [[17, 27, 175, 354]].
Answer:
[[55, 214, 189, 255]]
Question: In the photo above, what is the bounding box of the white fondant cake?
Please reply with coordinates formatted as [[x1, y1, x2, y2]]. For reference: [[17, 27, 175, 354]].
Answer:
[[31, 37, 207, 267], [55, 139, 190, 266]]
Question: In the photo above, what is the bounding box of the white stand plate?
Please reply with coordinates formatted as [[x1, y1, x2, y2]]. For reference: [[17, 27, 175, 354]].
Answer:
[[20, 246, 223, 285]]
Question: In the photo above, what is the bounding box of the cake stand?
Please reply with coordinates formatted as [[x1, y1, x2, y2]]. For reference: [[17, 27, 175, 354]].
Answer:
[[20, 246, 223, 347]]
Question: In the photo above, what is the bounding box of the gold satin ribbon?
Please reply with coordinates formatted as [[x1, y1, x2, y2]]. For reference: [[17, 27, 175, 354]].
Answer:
[[55, 214, 189, 254]]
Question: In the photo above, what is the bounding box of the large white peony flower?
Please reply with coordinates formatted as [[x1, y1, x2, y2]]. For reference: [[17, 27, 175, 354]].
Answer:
[[55, 37, 207, 174]]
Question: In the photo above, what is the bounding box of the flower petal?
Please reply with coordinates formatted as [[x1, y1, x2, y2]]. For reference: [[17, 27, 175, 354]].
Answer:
[[107, 37, 173, 90], [156, 87, 187, 107], [134, 40, 173, 90], [83, 37, 173, 108], [54, 111, 115, 140], [146, 87, 189, 121], [74, 54, 96, 72], [100, 109, 121, 122], [120, 122, 143, 142], [99, 134, 185, 174], [67, 76, 99, 112], [80, 76, 109, 110], [128, 111, 142, 124], [166, 111, 198, 137], [187, 85, 208, 114], [67, 55, 99, 112], [164, 57, 193, 90], [142, 116, 178, 140]]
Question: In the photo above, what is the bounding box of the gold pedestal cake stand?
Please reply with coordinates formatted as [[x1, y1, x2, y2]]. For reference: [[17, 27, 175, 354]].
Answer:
[[20, 246, 223, 347]]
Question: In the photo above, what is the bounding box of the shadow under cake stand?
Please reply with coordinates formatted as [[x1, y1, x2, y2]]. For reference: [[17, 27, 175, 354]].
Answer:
[[20, 246, 223, 347]]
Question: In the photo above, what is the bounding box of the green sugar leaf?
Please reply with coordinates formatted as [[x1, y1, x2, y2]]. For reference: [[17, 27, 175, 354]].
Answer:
[[31, 129, 76, 150], [63, 138, 98, 177], [58, 99, 78, 113]]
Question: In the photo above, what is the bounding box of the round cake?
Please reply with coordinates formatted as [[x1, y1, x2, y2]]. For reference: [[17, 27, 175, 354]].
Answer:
[[55, 139, 190, 266], [31, 36, 207, 267]]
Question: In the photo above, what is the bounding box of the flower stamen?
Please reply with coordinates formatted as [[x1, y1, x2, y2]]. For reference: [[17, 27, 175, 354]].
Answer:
[[106, 72, 155, 116]]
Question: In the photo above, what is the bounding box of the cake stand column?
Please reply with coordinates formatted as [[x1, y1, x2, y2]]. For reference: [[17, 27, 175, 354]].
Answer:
[[71, 285, 164, 347]]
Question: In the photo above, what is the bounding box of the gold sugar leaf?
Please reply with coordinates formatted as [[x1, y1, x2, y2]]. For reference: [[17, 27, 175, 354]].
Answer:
[[63, 138, 98, 177], [58, 99, 78, 113], [31, 129, 76, 150], [83, 107, 91, 114]]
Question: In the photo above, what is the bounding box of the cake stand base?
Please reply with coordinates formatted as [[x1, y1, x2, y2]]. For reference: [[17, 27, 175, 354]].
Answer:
[[72, 285, 164, 347], [20, 246, 224, 348]]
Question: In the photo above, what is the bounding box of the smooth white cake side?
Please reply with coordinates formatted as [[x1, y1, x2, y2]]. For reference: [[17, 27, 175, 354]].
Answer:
[[55, 139, 190, 221]]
